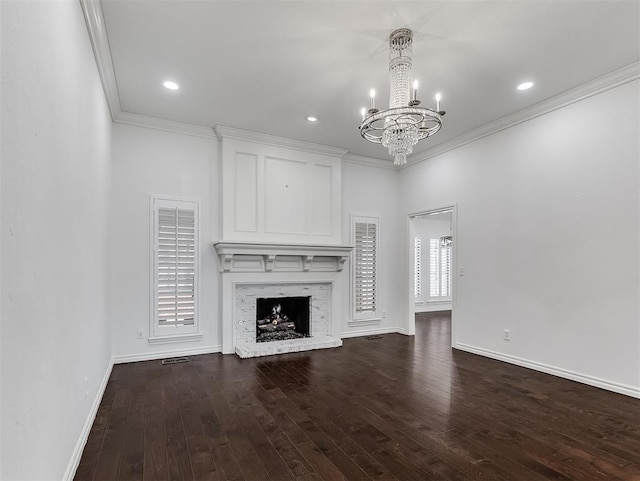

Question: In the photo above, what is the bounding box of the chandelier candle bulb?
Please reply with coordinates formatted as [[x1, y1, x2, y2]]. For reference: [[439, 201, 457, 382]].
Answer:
[[412, 80, 419, 102], [360, 107, 366, 121], [435, 93, 441, 112], [369, 89, 376, 110]]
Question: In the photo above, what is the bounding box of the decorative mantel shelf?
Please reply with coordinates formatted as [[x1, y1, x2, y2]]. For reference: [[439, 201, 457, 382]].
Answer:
[[213, 241, 353, 273]]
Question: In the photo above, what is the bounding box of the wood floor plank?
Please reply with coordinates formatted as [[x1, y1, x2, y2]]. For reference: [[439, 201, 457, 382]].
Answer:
[[186, 434, 220, 481], [207, 435, 246, 481], [75, 312, 640, 481], [162, 384, 194, 481], [295, 440, 346, 481], [266, 465, 297, 481], [305, 415, 399, 481], [90, 406, 127, 480], [143, 400, 169, 481], [120, 386, 145, 481], [236, 415, 289, 473]]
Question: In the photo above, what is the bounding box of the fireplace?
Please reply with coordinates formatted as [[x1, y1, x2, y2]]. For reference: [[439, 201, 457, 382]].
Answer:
[[214, 241, 352, 357], [256, 296, 310, 342]]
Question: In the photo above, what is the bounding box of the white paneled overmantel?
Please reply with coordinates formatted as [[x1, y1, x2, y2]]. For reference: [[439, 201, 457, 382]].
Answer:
[[215, 126, 346, 244], [213, 241, 353, 273]]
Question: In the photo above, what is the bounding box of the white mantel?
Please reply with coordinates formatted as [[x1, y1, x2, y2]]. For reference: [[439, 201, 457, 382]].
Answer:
[[214, 241, 352, 273]]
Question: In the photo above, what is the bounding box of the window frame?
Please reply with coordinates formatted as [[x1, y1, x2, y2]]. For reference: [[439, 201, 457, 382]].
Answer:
[[149, 195, 202, 343], [351, 214, 380, 322]]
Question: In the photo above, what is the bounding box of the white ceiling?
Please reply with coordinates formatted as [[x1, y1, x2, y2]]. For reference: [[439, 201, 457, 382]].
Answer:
[[100, 0, 640, 162]]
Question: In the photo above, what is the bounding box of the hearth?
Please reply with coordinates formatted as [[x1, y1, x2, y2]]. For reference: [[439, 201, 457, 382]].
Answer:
[[256, 296, 311, 342]]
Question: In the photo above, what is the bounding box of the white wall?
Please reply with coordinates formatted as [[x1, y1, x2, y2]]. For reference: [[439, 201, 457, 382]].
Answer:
[[1, 1, 113, 479], [110, 129, 406, 349], [109, 123, 220, 359], [413, 217, 453, 312], [341, 161, 406, 336], [1, 1, 3, 471], [400, 80, 640, 395]]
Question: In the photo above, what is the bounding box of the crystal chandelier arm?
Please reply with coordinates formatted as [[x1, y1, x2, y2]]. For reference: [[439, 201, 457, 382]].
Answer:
[[359, 107, 443, 143]]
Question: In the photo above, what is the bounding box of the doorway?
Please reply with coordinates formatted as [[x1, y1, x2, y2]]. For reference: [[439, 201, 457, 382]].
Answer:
[[408, 206, 456, 346]]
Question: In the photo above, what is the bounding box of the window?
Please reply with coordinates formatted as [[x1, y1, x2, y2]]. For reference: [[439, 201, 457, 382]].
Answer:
[[429, 236, 451, 300], [352, 215, 379, 320], [414, 237, 422, 298], [440, 237, 451, 297], [150, 197, 200, 341]]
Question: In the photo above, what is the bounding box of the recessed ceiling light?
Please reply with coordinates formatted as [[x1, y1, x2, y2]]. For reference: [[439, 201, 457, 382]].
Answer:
[[517, 81, 534, 91], [163, 81, 179, 90], [306, 116, 318, 122]]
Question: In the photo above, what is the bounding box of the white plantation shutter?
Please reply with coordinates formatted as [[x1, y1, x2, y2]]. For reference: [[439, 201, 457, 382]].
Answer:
[[440, 241, 451, 298], [428, 237, 451, 301], [352, 216, 379, 319], [429, 238, 440, 297], [414, 237, 422, 298], [152, 198, 199, 338]]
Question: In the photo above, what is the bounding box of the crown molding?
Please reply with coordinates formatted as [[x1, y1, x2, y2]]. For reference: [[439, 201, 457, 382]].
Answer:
[[215, 125, 348, 158], [115, 112, 216, 139], [404, 61, 640, 169], [80, 0, 216, 139], [79, 0, 121, 119], [341, 153, 397, 170]]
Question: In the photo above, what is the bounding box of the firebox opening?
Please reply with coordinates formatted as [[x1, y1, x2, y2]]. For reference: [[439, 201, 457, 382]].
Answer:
[[256, 296, 311, 343]]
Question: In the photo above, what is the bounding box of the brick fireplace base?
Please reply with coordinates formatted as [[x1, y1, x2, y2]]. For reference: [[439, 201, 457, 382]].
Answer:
[[235, 335, 342, 358]]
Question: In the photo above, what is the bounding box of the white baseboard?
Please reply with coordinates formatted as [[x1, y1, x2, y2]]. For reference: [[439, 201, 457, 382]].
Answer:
[[341, 326, 405, 339], [63, 357, 114, 481], [455, 342, 640, 399], [112, 344, 222, 364]]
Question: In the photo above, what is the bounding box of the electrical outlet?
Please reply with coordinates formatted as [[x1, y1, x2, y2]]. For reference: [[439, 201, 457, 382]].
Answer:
[[504, 329, 511, 341], [458, 266, 465, 276], [382, 311, 387, 318], [137, 329, 144, 339]]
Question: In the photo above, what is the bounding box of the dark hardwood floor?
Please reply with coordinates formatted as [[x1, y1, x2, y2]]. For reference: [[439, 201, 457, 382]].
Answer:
[[75, 312, 640, 480]]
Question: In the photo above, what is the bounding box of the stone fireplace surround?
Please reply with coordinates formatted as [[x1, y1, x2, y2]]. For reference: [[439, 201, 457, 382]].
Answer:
[[214, 241, 353, 358]]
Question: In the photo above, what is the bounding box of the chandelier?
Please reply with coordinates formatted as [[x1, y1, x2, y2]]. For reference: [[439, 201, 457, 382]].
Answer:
[[359, 28, 445, 166]]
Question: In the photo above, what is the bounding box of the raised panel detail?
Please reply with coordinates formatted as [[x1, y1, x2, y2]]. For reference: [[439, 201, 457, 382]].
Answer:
[[234, 152, 258, 232], [264, 157, 306, 234], [233, 152, 258, 232], [311, 164, 332, 235], [218, 129, 344, 243]]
